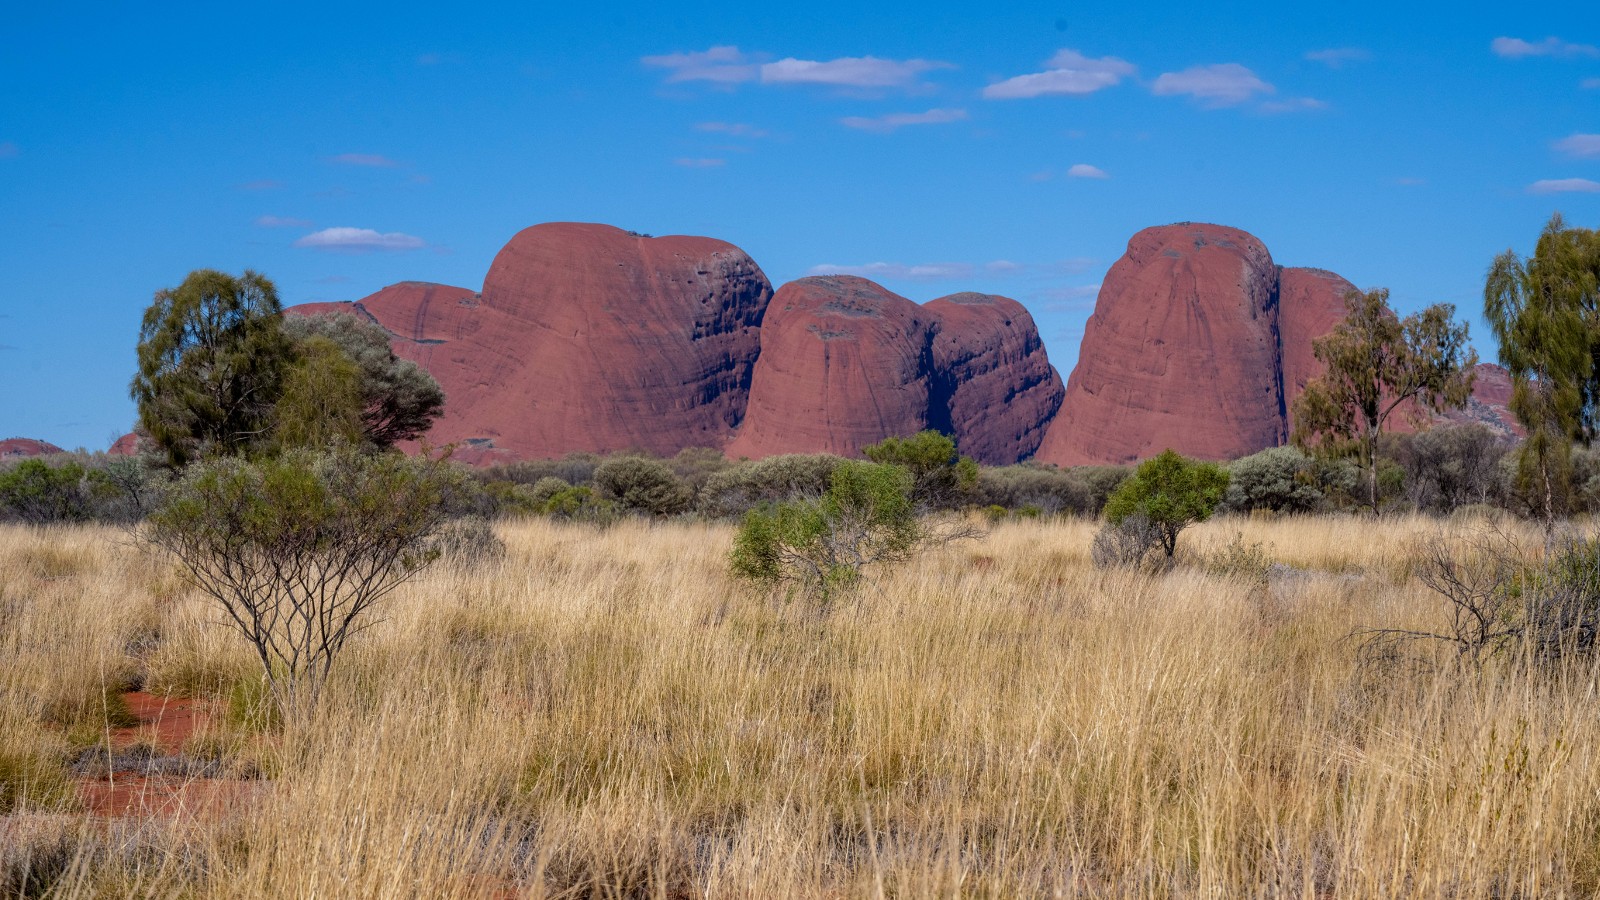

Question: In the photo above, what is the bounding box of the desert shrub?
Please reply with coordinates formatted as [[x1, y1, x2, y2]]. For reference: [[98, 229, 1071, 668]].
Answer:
[[540, 485, 620, 525], [975, 465, 1088, 516], [699, 454, 846, 518], [1223, 447, 1322, 514], [483, 453, 602, 489], [666, 447, 735, 496], [1090, 514, 1166, 571], [0, 459, 116, 525], [1102, 449, 1229, 558], [528, 477, 572, 508], [1384, 424, 1512, 514], [862, 430, 978, 511], [146, 446, 456, 710], [592, 457, 692, 517], [1204, 532, 1274, 583], [1363, 528, 1600, 670], [479, 480, 541, 517], [730, 461, 945, 600], [432, 517, 506, 569]]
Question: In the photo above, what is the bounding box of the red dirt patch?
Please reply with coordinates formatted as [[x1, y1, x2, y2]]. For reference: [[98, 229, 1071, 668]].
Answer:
[[75, 691, 262, 820]]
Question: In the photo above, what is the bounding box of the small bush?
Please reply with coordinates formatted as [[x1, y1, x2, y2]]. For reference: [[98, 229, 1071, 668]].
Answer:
[[0, 459, 116, 525], [699, 454, 846, 518], [592, 457, 692, 517], [1204, 532, 1274, 583], [862, 431, 978, 511], [1224, 447, 1321, 514], [1103, 450, 1229, 558], [1090, 515, 1166, 571]]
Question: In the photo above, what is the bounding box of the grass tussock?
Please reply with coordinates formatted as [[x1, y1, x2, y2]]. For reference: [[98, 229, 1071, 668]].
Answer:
[[2, 515, 1599, 897]]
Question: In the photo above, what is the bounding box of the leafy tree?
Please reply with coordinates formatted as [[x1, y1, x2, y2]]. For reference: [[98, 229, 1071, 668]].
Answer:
[[281, 313, 445, 449], [1485, 214, 1600, 530], [272, 336, 366, 451], [1292, 288, 1476, 514], [146, 446, 456, 712], [132, 269, 294, 467], [862, 430, 979, 510], [730, 461, 931, 600], [1102, 449, 1229, 558]]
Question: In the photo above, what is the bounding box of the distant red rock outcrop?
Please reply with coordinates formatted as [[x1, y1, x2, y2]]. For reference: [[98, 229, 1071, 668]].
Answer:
[[289, 223, 773, 458], [1441, 363, 1524, 438], [1036, 223, 1289, 466], [107, 433, 142, 456], [726, 278, 1063, 463], [0, 438, 64, 459]]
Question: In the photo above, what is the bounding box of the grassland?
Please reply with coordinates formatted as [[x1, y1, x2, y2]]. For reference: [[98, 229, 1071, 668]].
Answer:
[[3, 514, 1598, 898]]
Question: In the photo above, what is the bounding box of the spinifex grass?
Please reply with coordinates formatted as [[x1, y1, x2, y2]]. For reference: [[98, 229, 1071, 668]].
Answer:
[[2, 515, 1598, 898]]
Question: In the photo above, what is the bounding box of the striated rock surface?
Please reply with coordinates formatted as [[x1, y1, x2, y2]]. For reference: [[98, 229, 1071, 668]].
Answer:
[[290, 224, 773, 458], [1277, 267, 1357, 416], [727, 277, 934, 460], [0, 438, 64, 459], [925, 292, 1064, 464], [1036, 223, 1286, 466], [1440, 363, 1524, 438]]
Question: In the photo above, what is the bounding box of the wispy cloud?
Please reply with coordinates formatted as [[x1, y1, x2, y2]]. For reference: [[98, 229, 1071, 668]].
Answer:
[[1555, 134, 1600, 159], [1039, 283, 1103, 311], [1152, 63, 1274, 107], [0, 141, 18, 159], [237, 179, 284, 191], [761, 56, 951, 89], [840, 108, 967, 133], [982, 49, 1136, 99], [1304, 47, 1371, 68], [1584, 78, 1600, 89], [673, 157, 726, 168], [416, 52, 462, 66], [255, 215, 314, 228], [1396, 177, 1427, 186], [1260, 97, 1328, 114], [294, 227, 426, 251], [642, 46, 761, 84], [695, 121, 769, 138], [1066, 163, 1109, 179], [329, 153, 403, 168], [1492, 36, 1600, 59], [1528, 178, 1600, 195]]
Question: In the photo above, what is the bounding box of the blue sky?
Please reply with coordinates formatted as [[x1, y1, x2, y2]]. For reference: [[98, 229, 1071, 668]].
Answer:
[[1, 1, 1596, 450]]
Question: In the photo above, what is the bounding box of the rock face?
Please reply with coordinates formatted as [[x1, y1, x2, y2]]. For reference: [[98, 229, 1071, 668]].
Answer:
[[1036, 223, 1289, 466], [727, 277, 936, 460], [1441, 364, 1524, 438], [1277, 266, 1358, 420], [107, 433, 142, 456], [0, 438, 64, 459], [726, 279, 1064, 464], [289, 224, 773, 458], [924, 292, 1064, 464]]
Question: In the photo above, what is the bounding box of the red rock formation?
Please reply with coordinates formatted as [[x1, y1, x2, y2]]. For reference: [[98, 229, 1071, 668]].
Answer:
[[1277, 267, 1357, 415], [0, 438, 64, 459], [925, 292, 1064, 464], [289, 224, 773, 458], [728, 277, 934, 460], [107, 433, 142, 456], [1439, 363, 1524, 438], [1036, 223, 1286, 466]]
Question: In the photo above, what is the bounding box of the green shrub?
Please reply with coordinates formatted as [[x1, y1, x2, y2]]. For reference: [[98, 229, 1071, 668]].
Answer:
[[1204, 532, 1274, 583], [592, 457, 692, 517], [699, 454, 846, 518], [1224, 447, 1321, 514], [730, 461, 928, 600], [0, 459, 116, 525], [974, 464, 1129, 516], [862, 431, 978, 511], [1103, 449, 1229, 558]]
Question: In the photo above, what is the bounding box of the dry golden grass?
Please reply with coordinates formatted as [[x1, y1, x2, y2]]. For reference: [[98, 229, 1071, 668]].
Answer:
[[3, 514, 1599, 897]]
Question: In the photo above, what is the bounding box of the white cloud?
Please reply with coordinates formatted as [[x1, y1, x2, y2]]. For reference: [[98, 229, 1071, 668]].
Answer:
[[641, 46, 759, 83], [294, 227, 426, 251], [1040, 283, 1103, 311], [673, 157, 726, 168], [839, 108, 967, 133], [255, 215, 314, 228], [1555, 134, 1600, 158], [1304, 47, 1371, 67], [329, 153, 402, 168], [985, 260, 1023, 273], [982, 49, 1136, 99], [1152, 63, 1274, 107], [760, 56, 951, 88], [695, 122, 769, 138], [1260, 96, 1328, 114], [806, 261, 975, 280], [0, 141, 17, 159], [1066, 163, 1109, 179], [1492, 36, 1600, 59], [1528, 178, 1600, 194]]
